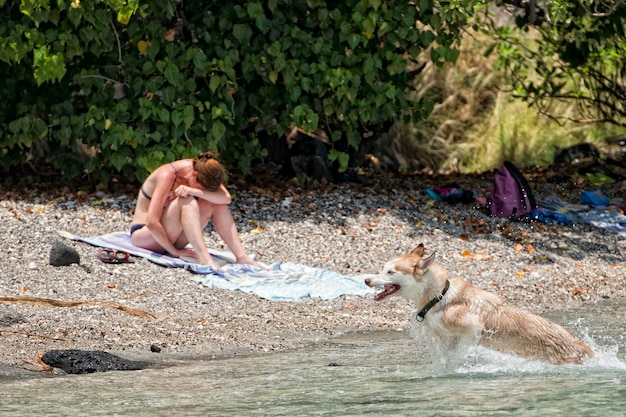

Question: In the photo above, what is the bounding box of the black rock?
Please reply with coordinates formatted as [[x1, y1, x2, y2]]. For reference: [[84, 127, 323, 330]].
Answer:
[[41, 349, 149, 374], [554, 143, 600, 164], [49, 241, 80, 266]]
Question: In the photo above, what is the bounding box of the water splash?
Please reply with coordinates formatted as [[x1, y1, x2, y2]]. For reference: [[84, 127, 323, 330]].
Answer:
[[408, 311, 626, 376]]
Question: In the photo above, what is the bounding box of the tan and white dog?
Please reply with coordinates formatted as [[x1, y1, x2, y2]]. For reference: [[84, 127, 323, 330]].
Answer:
[[365, 244, 594, 365]]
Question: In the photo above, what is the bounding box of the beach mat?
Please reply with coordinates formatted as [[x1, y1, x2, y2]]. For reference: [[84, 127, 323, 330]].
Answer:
[[58, 231, 375, 302]]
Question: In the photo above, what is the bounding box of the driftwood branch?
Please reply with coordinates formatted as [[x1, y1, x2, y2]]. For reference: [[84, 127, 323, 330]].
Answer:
[[0, 296, 156, 320], [0, 329, 67, 341]]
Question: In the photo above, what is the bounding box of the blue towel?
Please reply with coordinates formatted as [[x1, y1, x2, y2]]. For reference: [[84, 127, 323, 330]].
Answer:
[[58, 231, 375, 302], [535, 197, 626, 238], [580, 190, 610, 206]]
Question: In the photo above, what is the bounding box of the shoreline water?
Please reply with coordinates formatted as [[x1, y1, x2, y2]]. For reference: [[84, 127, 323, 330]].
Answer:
[[1, 168, 625, 377]]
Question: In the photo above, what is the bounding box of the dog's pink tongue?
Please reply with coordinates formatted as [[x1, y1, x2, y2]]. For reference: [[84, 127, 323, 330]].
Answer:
[[374, 284, 400, 301]]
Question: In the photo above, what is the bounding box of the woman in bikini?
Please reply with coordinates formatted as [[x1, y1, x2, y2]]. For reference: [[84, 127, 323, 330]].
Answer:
[[130, 152, 264, 269]]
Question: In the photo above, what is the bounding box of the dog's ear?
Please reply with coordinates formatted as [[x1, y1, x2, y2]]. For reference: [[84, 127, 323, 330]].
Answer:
[[411, 244, 428, 257], [418, 251, 436, 272]]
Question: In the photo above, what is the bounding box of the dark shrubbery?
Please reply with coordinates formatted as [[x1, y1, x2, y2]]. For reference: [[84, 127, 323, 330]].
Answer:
[[0, 0, 468, 185]]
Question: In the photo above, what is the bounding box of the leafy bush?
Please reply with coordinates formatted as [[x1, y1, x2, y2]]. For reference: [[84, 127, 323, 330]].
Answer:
[[479, 0, 626, 128], [0, 0, 470, 185]]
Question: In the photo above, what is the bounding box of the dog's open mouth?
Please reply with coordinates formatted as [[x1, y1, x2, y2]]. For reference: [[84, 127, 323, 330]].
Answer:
[[373, 284, 400, 301]]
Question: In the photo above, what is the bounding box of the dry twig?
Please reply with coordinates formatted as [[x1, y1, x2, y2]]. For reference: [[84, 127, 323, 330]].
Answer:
[[0, 296, 156, 319], [0, 329, 67, 341]]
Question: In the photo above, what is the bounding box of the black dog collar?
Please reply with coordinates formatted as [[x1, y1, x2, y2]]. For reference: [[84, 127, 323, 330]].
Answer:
[[415, 280, 450, 322]]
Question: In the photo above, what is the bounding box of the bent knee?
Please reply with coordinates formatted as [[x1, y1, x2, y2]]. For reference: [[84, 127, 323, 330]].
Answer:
[[178, 195, 200, 207]]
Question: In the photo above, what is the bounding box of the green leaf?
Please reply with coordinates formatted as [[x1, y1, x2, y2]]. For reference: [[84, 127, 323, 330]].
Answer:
[[183, 105, 195, 130], [115, 0, 139, 25], [158, 108, 170, 123], [211, 121, 226, 140], [209, 75, 222, 93], [164, 62, 181, 85], [33, 118, 48, 139], [171, 109, 183, 127], [193, 52, 209, 77], [329, 149, 349, 172], [33, 46, 67, 85], [233, 24, 252, 44], [161, 86, 176, 106]]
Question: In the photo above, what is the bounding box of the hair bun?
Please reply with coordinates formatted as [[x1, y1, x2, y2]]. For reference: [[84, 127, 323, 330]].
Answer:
[[197, 151, 219, 161]]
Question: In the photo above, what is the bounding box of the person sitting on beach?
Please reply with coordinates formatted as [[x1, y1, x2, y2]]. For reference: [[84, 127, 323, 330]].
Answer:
[[130, 151, 264, 269]]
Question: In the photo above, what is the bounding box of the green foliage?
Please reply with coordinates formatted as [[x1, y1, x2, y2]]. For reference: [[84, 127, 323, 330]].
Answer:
[[387, 29, 624, 175], [0, 0, 470, 183], [479, 0, 626, 127], [457, 93, 608, 172]]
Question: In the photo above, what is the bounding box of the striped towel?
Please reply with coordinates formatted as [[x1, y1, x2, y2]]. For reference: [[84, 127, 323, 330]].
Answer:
[[58, 231, 375, 301]]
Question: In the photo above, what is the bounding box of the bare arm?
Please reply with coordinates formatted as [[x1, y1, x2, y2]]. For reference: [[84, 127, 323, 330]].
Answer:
[[174, 184, 232, 205], [143, 170, 183, 256]]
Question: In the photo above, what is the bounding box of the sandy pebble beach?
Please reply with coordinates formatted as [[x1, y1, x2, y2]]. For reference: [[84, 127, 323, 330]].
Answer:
[[1, 167, 625, 376]]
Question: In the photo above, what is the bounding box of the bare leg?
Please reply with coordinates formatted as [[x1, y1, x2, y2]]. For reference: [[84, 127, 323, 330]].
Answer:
[[210, 204, 266, 269], [173, 197, 221, 268], [131, 201, 185, 254]]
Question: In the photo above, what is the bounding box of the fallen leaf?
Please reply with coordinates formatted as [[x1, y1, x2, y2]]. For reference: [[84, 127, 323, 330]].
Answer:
[[459, 234, 469, 241], [461, 250, 488, 260]]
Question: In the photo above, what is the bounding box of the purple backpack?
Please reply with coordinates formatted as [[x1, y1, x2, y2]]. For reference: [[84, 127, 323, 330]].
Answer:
[[488, 161, 537, 219]]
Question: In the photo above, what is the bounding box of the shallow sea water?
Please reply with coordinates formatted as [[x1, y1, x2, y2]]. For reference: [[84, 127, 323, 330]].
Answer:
[[2, 298, 625, 417]]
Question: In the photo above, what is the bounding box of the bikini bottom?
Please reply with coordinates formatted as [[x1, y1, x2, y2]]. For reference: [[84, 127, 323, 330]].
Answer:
[[130, 224, 145, 235]]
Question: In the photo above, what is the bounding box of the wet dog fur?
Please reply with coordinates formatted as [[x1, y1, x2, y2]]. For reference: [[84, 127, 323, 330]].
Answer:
[[365, 244, 594, 365]]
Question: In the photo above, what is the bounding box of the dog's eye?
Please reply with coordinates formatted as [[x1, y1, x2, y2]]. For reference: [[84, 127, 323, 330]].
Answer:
[[386, 270, 395, 275]]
